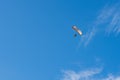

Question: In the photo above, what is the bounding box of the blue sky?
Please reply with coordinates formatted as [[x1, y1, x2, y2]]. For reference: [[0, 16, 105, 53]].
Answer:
[[0, 0, 120, 80]]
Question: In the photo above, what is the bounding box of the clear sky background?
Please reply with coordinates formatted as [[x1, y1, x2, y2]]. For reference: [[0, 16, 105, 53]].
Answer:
[[0, 0, 120, 80]]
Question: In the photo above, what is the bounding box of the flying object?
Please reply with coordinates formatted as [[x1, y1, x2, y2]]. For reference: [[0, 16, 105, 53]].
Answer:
[[72, 26, 82, 37]]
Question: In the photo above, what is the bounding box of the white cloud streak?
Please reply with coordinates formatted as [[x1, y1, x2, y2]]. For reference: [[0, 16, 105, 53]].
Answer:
[[61, 68, 120, 80], [81, 2, 120, 46], [81, 27, 96, 47]]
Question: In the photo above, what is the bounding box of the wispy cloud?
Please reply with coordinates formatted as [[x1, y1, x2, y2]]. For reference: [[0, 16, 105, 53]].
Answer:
[[81, 27, 96, 47], [81, 2, 120, 46], [60, 68, 120, 80], [97, 3, 120, 35]]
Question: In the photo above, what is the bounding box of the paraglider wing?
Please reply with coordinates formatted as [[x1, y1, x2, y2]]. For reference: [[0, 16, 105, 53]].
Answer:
[[72, 26, 82, 36]]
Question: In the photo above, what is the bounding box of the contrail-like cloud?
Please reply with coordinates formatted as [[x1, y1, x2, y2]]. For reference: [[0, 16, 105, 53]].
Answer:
[[97, 3, 120, 35], [81, 2, 120, 46], [81, 27, 96, 46], [60, 68, 120, 80]]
